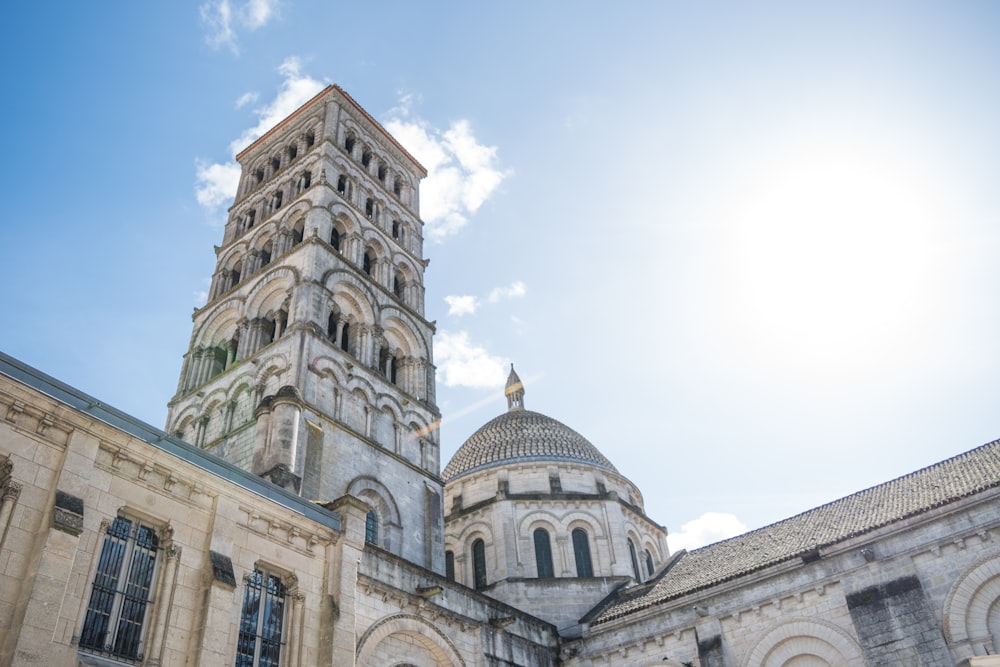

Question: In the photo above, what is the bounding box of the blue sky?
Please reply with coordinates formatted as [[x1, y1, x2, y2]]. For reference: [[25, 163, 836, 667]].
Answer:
[[3, 1, 1000, 550]]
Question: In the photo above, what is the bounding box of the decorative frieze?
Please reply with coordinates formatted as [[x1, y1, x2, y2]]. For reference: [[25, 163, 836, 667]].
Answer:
[[96, 443, 217, 510], [238, 504, 334, 555]]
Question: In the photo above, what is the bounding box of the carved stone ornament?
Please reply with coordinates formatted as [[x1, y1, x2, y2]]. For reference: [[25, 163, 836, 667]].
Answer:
[[53, 490, 84, 536]]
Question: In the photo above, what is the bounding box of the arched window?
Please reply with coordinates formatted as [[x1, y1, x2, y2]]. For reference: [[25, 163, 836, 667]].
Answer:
[[445, 551, 455, 582], [254, 168, 265, 187], [363, 250, 374, 276], [364, 198, 375, 219], [361, 150, 372, 168], [628, 539, 641, 582], [290, 221, 304, 247], [533, 529, 554, 578], [270, 156, 281, 174], [377, 163, 386, 182], [330, 227, 341, 251], [391, 220, 401, 240], [286, 144, 297, 162], [572, 528, 593, 577], [340, 322, 350, 353], [472, 539, 487, 590], [344, 135, 355, 154], [393, 178, 402, 197], [645, 549, 655, 577], [305, 131, 315, 148], [365, 509, 378, 544], [393, 273, 404, 299], [259, 241, 272, 268], [337, 174, 348, 195], [230, 261, 242, 287]]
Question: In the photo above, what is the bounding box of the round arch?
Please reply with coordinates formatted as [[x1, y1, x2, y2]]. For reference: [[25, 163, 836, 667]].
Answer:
[[742, 618, 865, 667], [356, 613, 465, 667], [943, 553, 1000, 656]]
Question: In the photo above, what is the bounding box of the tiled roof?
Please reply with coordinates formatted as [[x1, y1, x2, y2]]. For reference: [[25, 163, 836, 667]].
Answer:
[[594, 438, 1000, 624], [442, 409, 619, 481]]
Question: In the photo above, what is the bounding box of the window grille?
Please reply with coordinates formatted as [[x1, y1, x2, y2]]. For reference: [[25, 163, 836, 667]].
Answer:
[[235, 569, 286, 667], [79, 517, 159, 663], [472, 539, 487, 590], [572, 528, 594, 577], [365, 509, 378, 544], [533, 529, 554, 578]]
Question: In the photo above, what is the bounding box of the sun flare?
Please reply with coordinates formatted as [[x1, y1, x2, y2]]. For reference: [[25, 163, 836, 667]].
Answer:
[[715, 142, 953, 378]]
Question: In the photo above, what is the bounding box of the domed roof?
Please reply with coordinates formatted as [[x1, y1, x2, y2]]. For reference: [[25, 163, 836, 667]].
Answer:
[[442, 366, 618, 481]]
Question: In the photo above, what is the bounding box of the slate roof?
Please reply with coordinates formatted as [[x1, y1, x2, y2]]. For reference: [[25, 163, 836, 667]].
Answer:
[[442, 409, 619, 481], [593, 438, 1000, 624]]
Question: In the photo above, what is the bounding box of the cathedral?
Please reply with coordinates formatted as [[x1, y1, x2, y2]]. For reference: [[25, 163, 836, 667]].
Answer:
[[1, 85, 999, 667]]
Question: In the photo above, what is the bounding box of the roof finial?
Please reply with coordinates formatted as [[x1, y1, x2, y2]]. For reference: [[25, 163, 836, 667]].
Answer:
[[504, 364, 524, 411]]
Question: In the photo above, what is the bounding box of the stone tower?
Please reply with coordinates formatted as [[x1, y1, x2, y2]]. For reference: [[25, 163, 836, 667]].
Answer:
[[165, 86, 443, 569]]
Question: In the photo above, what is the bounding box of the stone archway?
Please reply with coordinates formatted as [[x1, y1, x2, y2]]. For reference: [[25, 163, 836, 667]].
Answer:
[[943, 554, 1000, 660], [356, 613, 466, 667], [743, 618, 865, 667]]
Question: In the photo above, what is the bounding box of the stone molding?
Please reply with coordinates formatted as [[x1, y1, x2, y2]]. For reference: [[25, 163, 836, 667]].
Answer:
[[238, 504, 335, 554]]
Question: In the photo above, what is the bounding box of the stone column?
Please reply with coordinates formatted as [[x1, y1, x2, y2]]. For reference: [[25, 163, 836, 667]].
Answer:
[[0, 459, 21, 551], [322, 496, 369, 667], [144, 539, 180, 666]]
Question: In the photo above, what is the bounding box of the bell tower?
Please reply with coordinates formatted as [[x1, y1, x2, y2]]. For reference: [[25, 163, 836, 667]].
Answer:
[[166, 86, 444, 569]]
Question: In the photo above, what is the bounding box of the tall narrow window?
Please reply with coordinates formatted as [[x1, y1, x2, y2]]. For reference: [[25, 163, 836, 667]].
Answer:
[[365, 509, 378, 544], [572, 528, 593, 577], [79, 517, 159, 662], [445, 551, 455, 582], [628, 539, 641, 582], [363, 250, 374, 276], [340, 322, 350, 353], [330, 227, 341, 251], [345, 136, 355, 154], [645, 549, 655, 577], [235, 568, 286, 667], [533, 529, 554, 578], [472, 539, 487, 590], [337, 174, 347, 195]]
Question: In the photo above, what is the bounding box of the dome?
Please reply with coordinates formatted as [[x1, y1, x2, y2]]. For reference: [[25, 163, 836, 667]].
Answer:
[[442, 409, 619, 481]]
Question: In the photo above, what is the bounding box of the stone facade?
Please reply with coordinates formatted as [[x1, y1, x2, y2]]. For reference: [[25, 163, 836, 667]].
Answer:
[[2, 85, 1000, 667], [0, 353, 558, 666], [164, 86, 442, 571]]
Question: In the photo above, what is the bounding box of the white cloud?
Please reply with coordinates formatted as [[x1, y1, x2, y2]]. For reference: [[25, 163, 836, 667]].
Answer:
[[228, 57, 325, 155], [384, 102, 510, 241], [667, 512, 747, 553], [200, 0, 280, 54], [194, 159, 241, 225], [194, 58, 325, 221], [435, 331, 506, 389], [235, 91, 258, 109], [445, 295, 479, 317], [488, 280, 526, 303]]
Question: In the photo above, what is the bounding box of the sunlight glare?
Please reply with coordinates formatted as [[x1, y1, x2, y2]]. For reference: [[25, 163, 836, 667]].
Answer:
[[716, 142, 952, 379]]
